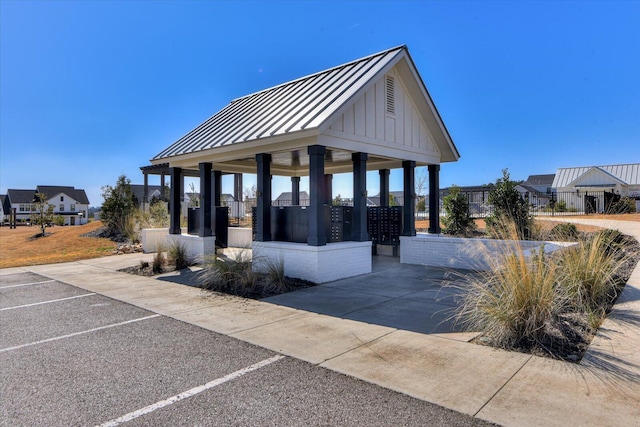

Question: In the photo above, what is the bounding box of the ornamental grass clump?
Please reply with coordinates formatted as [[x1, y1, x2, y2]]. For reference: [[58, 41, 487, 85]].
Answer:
[[556, 229, 631, 326], [167, 240, 191, 270], [199, 250, 257, 296], [152, 246, 166, 274], [455, 228, 566, 349]]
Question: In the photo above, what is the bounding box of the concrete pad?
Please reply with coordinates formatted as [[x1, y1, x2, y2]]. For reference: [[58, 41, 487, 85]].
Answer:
[[321, 271, 435, 298], [263, 286, 392, 317], [344, 298, 461, 334], [320, 329, 531, 416], [171, 298, 305, 335], [476, 355, 640, 426], [231, 312, 395, 364]]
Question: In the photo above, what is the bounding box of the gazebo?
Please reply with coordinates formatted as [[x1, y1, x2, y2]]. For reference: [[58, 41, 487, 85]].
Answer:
[[147, 45, 460, 283]]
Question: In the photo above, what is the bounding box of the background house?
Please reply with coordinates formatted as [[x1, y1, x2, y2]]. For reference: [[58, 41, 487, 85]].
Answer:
[[0, 194, 11, 224], [130, 184, 166, 208], [6, 186, 90, 225], [274, 191, 310, 206], [552, 163, 640, 213], [516, 173, 555, 209]]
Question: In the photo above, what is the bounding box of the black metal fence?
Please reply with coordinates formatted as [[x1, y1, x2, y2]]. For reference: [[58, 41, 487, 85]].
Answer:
[[223, 190, 625, 227], [443, 190, 621, 218]]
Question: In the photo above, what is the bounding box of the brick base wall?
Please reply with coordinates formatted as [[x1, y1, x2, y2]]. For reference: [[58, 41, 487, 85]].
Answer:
[[252, 241, 372, 283]]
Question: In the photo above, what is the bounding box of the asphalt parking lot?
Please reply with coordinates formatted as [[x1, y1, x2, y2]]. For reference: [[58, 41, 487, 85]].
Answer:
[[1, 271, 490, 426]]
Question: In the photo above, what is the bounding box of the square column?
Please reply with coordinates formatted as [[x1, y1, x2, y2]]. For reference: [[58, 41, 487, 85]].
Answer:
[[379, 169, 390, 207], [291, 177, 300, 205], [169, 167, 182, 235], [199, 162, 213, 237], [324, 174, 333, 205], [234, 173, 243, 201], [308, 145, 326, 246], [403, 160, 416, 236], [214, 170, 222, 207], [428, 164, 441, 234], [143, 173, 149, 212], [255, 153, 272, 241], [352, 152, 369, 241]]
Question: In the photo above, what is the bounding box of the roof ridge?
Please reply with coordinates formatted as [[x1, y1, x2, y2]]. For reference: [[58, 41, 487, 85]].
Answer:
[[230, 45, 406, 103]]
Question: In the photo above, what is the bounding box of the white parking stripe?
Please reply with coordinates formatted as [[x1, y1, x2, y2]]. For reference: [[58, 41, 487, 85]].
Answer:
[[96, 355, 286, 427], [0, 314, 161, 353], [0, 279, 56, 289], [0, 293, 96, 311]]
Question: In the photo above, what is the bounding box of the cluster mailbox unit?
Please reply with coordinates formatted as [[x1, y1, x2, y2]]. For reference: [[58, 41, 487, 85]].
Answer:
[[367, 206, 403, 255], [251, 204, 402, 253]]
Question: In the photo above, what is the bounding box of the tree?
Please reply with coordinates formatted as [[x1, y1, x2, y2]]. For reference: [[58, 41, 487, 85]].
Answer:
[[415, 167, 427, 205], [187, 182, 199, 207], [442, 185, 476, 236], [101, 175, 136, 238], [333, 194, 343, 206], [244, 184, 257, 200], [31, 193, 55, 236], [486, 169, 532, 239]]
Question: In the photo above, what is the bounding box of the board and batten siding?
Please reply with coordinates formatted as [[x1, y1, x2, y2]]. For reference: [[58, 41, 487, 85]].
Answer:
[[326, 68, 440, 161]]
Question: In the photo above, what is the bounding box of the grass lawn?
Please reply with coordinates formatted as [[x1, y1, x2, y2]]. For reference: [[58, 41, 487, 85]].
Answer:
[[0, 221, 117, 269]]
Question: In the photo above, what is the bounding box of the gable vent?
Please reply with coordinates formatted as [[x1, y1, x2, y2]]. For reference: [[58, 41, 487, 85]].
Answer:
[[385, 75, 395, 115]]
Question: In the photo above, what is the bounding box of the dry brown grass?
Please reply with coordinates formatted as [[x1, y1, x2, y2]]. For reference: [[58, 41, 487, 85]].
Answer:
[[0, 221, 116, 268], [418, 213, 639, 234]]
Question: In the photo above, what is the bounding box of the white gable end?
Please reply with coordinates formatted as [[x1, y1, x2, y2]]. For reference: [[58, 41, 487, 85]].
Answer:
[[570, 168, 626, 188], [324, 67, 440, 163]]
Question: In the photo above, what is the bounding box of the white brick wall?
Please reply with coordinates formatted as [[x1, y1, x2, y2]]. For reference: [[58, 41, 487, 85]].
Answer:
[[252, 241, 372, 283], [400, 234, 571, 270], [166, 234, 215, 264], [141, 228, 169, 253]]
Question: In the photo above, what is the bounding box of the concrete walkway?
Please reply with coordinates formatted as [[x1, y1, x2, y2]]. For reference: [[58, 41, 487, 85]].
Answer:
[[2, 217, 639, 426]]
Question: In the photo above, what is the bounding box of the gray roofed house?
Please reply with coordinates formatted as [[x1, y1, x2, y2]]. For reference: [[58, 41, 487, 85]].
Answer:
[[274, 191, 310, 205], [516, 173, 556, 203], [36, 186, 90, 205], [7, 189, 36, 204], [525, 174, 555, 189], [0, 194, 11, 223], [6, 186, 90, 225], [130, 184, 166, 206]]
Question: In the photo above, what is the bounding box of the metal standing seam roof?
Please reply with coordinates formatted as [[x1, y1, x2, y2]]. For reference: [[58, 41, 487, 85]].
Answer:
[[153, 46, 408, 161], [552, 163, 640, 188]]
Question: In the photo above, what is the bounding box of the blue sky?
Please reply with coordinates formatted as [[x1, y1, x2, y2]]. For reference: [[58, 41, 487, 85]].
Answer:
[[1, 1, 638, 207]]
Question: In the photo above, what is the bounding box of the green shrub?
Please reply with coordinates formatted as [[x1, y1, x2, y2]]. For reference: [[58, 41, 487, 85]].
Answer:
[[485, 169, 532, 240], [442, 185, 477, 236], [549, 223, 579, 241], [555, 199, 567, 212], [148, 201, 170, 227]]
